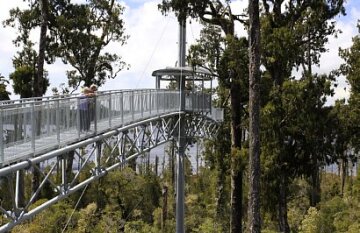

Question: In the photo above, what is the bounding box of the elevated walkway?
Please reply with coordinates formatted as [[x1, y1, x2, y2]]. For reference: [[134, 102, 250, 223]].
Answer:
[[0, 88, 223, 232], [0, 89, 223, 166]]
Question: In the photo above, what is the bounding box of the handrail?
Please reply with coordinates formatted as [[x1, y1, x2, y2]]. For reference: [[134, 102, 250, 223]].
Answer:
[[0, 89, 158, 108], [0, 89, 217, 166]]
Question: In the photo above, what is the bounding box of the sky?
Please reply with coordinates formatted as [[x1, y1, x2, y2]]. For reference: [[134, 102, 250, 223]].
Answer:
[[0, 0, 359, 104]]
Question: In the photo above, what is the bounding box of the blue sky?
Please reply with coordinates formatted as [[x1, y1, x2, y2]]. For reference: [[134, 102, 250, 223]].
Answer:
[[0, 0, 359, 103]]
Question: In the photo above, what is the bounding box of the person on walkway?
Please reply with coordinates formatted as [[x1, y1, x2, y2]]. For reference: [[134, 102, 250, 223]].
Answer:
[[88, 84, 97, 122], [79, 87, 92, 132], [90, 84, 98, 94]]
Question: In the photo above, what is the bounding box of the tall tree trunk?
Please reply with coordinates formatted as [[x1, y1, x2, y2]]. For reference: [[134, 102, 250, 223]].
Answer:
[[278, 173, 290, 233], [310, 160, 321, 207], [230, 80, 243, 233], [216, 133, 227, 222], [17, 170, 25, 208], [341, 156, 347, 196], [171, 140, 175, 186], [36, 0, 48, 96], [155, 155, 159, 176], [66, 150, 75, 179], [32, 0, 49, 201], [215, 90, 230, 227], [31, 165, 41, 202], [162, 185, 168, 231], [248, 0, 261, 232]]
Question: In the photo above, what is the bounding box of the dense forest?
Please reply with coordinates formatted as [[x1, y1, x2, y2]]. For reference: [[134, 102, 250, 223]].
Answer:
[[1, 0, 360, 232]]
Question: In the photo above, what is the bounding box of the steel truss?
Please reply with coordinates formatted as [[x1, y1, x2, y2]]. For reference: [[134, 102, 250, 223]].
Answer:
[[0, 112, 219, 232]]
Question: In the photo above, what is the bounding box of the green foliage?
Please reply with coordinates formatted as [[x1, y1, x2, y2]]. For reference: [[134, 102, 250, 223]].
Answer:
[[338, 23, 360, 152], [299, 207, 320, 233], [4, 0, 128, 92], [50, 0, 129, 88], [194, 217, 223, 233], [10, 66, 35, 98], [0, 73, 10, 100], [159, 0, 245, 35], [13, 199, 75, 233], [261, 0, 344, 84], [124, 220, 155, 233], [339, 23, 360, 93], [75, 203, 98, 233]]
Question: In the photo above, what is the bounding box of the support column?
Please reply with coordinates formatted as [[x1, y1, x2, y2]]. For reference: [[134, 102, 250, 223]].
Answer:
[[61, 157, 67, 194], [95, 142, 102, 175], [176, 18, 186, 233]]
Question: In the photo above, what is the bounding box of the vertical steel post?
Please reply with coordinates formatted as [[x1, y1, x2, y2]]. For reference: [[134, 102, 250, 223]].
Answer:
[[23, 106, 27, 143], [156, 76, 160, 89], [141, 90, 144, 118], [15, 170, 20, 208], [176, 17, 186, 233], [94, 96, 97, 133], [163, 91, 166, 113], [46, 101, 50, 136], [132, 91, 135, 121], [0, 110, 3, 165], [56, 100, 60, 146], [95, 141, 101, 175], [109, 93, 112, 128], [31, 102, 36, 153], [157, 90, 159, 114], [201, 80, 204, 113], [120, 92, 124, 124], [149, 90, 152, 116], [61, 157, 66, 194], [210, 79, 213, 113], [77, 98, 80, 139], [66, 100, 70, 130]]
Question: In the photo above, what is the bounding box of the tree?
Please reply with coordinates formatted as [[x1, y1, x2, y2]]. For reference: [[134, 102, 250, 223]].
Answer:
[[337, 23, 360, 197], [35, 0, 49, 97], [248, 0, 261, 232], [5, 0, 129, 92], [339, 22, 360, 150], [50, 0, 128, 89], [5, 5, 50, 98], [6, 2, 51, 200], [261, 0, 345, 85], [260, 73, 334, 232], [259, 1, 345, 231]]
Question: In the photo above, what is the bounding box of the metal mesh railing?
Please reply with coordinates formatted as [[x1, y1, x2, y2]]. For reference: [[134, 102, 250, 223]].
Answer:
[[0, 89, 216, 166]]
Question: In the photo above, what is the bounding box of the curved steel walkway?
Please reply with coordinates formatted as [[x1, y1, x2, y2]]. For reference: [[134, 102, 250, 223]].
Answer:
[[0, 89, 223, 232]]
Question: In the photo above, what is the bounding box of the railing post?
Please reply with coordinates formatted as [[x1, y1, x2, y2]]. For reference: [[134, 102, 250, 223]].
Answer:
[[46, 101, 50, 136], [149, 90, 152, 116], [163, 91, 166, 113], [56, 99, 60, 146], [31, 102, 36, 154], [23, 106, 27, 143], [156, 90, 159, 114], [95, 141, 101, 175], [65, 99, 70, 130], [15, 170, 21, 209], [109, 93, 112, 128], [0, 110, 3, 165], [61, 156, 67, 194], [94, 96, 98, 133], [141, 90, 144, 118], [77, 98, 80, 139], [132, 91, 135, 121], [120, 92, 124, 124]]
